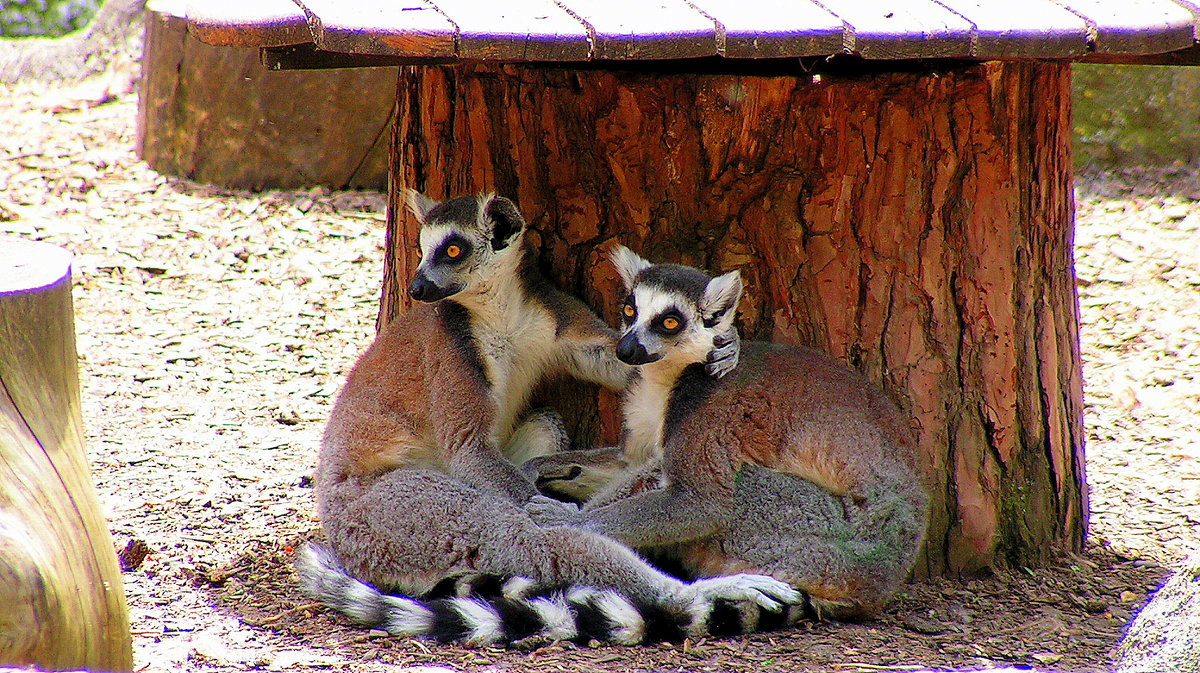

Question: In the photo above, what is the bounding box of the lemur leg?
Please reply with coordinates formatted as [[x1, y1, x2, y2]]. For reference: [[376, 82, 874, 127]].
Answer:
[[320, 468, 797, 611], [677, 465, 928, 621], [522, 447, 641, 503], [504, 408, 570, 466]]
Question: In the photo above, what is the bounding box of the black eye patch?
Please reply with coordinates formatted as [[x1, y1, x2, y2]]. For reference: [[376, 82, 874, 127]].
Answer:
[[621, 295, 637, 324], [651, 309, 685, 336], [435, 236, 472, 264]]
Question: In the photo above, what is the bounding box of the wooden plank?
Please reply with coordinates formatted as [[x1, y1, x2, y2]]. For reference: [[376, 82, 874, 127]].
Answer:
[[685, 0, 845, 58], [429, 0, 591, 60], [1081, 42, 1200, 63], [940, 0, 1090, 58], [816, 0, 974, 59], [1169, 0, 1200, 39], [183, 0, 311, 47], [556, 0, 719, 59], [295, 0, 457, 58], [262, 43, 449, 69], [1054, 0, 1196, 54]]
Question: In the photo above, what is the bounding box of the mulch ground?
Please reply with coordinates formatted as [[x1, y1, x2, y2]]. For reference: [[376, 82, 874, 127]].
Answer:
[[2, 71, 1197, 673]]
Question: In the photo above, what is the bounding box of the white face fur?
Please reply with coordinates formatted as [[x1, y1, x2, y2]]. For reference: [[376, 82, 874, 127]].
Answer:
[[406, 192, 524, 302], [610, 246, 743, 374]]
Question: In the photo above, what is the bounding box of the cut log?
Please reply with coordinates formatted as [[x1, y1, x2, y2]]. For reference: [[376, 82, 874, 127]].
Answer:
[[381, 60, 1086, 576], [0, 237, 132, 672], [136, 1, 396, 190], [1113, 554, 1200, 673]]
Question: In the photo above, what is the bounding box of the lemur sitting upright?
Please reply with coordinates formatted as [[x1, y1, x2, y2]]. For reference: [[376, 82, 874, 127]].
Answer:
[[526, 247, 930, 624], [297, 194, 799, 646]]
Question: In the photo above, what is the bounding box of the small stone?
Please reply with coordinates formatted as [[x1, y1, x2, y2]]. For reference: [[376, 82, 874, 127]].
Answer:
[[903, 615, 947, 635], [368, 629, 389, 638], [1120, 590, 1142, 604], [1033, 653, 1063, 665]]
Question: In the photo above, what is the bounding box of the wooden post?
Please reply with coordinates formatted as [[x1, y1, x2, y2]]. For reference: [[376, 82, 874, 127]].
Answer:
[[0, 237, 132, 672], [381, 60, 1085, 576]]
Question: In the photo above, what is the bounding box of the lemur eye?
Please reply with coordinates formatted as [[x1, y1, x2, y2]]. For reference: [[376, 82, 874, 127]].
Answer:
[[623, 303, 636, 318], [445, 244, 462, 259], [662, 317, 680, 331]]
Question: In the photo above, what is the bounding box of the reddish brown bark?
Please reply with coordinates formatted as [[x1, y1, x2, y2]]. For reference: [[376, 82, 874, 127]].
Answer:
[[382, 60, 1085, 576]]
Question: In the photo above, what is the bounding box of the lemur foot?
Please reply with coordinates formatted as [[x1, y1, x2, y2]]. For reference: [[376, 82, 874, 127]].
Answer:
[[684, 574, 802, 613], [704, 329, 741, 379], [524, 494, 582, 527]]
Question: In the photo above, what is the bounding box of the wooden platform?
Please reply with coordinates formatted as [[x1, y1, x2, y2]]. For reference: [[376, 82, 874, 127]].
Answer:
[[185, 0, 1200, 64]]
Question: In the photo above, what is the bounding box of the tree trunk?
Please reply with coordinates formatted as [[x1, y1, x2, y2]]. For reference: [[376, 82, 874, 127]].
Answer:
[[0, 237, 132, 672], [0, 0, 144, 84], [381, 60, 1085, 576], [136, 4, 395, 190]]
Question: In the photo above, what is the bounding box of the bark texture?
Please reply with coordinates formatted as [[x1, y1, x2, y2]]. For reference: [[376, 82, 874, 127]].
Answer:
[[0, 237, 132, 671], [382, 60, 1085, 576], [136, 6, 394, 190]]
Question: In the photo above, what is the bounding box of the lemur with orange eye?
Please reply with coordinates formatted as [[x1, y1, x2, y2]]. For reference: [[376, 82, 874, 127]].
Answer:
[[526, 247, 930, 626], [296, 193, 800, 646]]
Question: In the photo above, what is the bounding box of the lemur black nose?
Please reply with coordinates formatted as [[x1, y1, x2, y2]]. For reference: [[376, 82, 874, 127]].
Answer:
[[616, 333, 650, 365], [408, 275, 435, 301]]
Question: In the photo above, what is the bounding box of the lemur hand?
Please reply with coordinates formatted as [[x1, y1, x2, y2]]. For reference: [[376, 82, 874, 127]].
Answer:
[[704, 328, 741, 379], [525, 494, 583, 527]]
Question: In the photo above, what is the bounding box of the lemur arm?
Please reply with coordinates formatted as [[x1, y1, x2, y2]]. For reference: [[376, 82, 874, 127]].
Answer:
[[429, 352, 537, 503], [560, 323, 742, 389], [528, 437, 737, 547]]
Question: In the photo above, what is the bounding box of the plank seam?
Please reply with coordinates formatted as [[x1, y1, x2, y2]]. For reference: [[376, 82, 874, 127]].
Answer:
[[1046, 0, 1100, 50], [928, 0, 980, 57], [550, 0, 597, 59], [804, 0, 855, 55], [417, 0, 462, 57], [681, 0, 727, 57], [285, 0, 319, 44]]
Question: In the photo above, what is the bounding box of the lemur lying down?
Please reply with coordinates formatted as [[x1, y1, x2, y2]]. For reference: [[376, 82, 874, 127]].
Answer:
[[296, 193, 799, 646], [527, 247, 930, 625]]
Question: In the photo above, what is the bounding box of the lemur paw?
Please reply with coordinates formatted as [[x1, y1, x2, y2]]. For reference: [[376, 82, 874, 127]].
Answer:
[[524, 494, 582, 527], [687, 574, 802, 613], [705, 329, 741, 379]]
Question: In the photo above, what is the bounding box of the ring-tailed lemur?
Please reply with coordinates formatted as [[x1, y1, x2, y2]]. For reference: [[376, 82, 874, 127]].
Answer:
[[526, 246, 930, 624], [298, 194, 798, 645]]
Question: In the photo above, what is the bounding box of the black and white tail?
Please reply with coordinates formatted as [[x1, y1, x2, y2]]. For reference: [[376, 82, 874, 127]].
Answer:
[[296, 543, 699, 646], [297, 542, 806, 643]]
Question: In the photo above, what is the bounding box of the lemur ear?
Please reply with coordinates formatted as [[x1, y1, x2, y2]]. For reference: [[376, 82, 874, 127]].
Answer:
[[483, 194, 525, 251], [406, 190, 440, 222], [700, 270, 743, 329], [610, 245, 651, 291]]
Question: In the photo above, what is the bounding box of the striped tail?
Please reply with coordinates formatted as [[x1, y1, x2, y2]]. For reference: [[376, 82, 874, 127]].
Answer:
[[295, 543, 695, 646]]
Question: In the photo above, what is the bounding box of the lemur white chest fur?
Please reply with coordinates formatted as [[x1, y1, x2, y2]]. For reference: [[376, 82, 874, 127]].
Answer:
[[621, 368, 678, 466], [454, 253, 559, 454]]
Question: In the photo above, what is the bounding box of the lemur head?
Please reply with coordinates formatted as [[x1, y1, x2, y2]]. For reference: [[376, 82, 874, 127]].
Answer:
[[609, 246, 743, 373], [406, 192, 526, 303]]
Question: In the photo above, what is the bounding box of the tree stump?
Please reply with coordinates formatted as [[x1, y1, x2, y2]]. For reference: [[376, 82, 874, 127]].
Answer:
[[0, 237, 132, 672], [1113, 554, 1200, 673], [136, 1, 395, 190], [380, 60, 1085, 576]]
